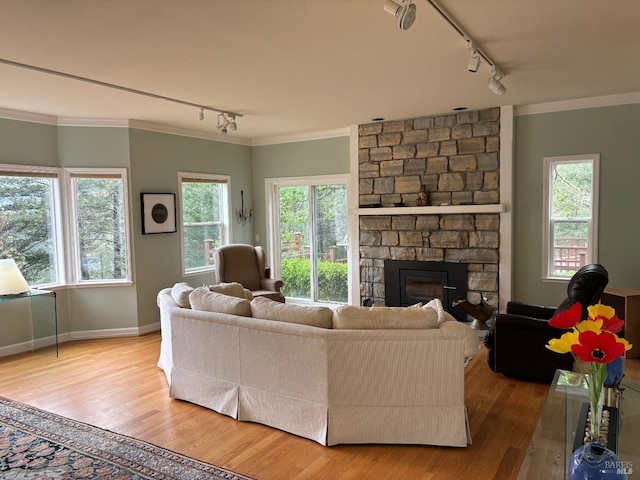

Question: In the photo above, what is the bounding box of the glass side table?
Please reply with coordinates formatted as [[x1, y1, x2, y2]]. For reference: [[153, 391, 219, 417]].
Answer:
[[0, 289, 58, 357], [518, 369, 639, 479]]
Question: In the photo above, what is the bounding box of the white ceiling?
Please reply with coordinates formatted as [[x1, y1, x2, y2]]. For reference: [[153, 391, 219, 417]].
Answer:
[[1, 0, 639, 143]]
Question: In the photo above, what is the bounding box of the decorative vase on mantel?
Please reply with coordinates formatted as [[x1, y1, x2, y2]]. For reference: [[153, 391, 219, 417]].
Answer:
[[416, 184, 428, 206]]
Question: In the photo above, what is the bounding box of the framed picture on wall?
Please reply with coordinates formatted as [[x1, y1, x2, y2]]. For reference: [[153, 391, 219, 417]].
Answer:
[[141, 193, 177, 234]]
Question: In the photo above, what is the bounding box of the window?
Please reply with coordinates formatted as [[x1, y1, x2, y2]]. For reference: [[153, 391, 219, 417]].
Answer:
[[543, 154, 599, 279], [0, 168, 61, 286], [266, 175, 349, 304], [66, 169, 130, 283], [179, 173, 230, 274], [0, 165, 131, 287]]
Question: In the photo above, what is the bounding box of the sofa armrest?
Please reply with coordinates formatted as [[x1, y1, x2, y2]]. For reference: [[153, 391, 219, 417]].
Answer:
[[261, 278, 283, 292]]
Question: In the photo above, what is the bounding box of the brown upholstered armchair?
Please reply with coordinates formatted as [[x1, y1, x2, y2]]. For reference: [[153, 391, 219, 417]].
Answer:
[[484, 264, 609, 382], [213, 244, 285, 302]]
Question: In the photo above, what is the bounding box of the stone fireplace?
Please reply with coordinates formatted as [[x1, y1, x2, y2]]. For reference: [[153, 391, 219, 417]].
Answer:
[[357, 107, 501, 315]]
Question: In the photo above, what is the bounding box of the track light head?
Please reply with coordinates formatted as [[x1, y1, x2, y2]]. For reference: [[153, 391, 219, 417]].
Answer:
[[217, 113, 237, 134], [384, 0, 416, 30], [467, 54, 480, 73], [465, 38, 480, 73], [488, 68, 506, 95]]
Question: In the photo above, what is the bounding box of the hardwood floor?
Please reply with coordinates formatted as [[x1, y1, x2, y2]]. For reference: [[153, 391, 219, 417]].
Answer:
[[0, 333, 638, 479]]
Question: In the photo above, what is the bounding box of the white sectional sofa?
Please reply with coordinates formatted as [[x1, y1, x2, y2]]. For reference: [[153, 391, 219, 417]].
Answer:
[[157, 283, 479, 447]]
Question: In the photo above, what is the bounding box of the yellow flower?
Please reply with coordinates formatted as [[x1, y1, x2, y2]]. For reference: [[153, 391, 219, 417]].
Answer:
[[587, 303, 615, 320], [575, 318, 603, 334], [546, 331, 579, 354], [615, 335, 633, 352]]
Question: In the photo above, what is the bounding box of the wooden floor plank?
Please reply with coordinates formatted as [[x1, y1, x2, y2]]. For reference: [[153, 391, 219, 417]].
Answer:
[[0, 333, 638, 480]]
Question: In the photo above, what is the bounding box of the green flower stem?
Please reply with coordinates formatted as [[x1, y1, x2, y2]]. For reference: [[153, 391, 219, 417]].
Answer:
[[586, 362, 607, 441]]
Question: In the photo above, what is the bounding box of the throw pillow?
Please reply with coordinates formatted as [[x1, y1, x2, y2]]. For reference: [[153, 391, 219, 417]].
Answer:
[[332, 305, 439, 329], [189, 287, 252, 317], [208, 282, 248, 299], [171, 282, 194, 308], [250, 296, 333, 328]]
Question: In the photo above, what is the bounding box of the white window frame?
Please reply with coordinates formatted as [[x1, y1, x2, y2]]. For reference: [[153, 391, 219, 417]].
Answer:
[[542, 154, 599, 281], [64, 167, 132, 286], [0, 164, 133, 288], [178, 172, 231, 276]]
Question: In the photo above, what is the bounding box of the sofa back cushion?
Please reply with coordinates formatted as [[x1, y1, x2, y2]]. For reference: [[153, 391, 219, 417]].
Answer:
[[189, 287, 252, 317], [332, 304, 439, 329], [250, 296, 333, 328]]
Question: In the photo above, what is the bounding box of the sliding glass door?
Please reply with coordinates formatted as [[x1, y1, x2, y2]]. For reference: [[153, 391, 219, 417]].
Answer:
[[269, 176, 348, 304]]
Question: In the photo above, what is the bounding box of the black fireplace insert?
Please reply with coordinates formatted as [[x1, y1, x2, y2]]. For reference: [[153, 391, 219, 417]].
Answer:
[[384, 260, 468, 321]]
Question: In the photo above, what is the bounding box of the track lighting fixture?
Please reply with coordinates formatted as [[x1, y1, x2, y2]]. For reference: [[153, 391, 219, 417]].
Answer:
[[466, 39, 481, 73], [384, 1, 508, 93], [217, 113, 237, 134], [0, 57, 242, 132], [383, 0, 416, 30], [488, 67, 507, 95]]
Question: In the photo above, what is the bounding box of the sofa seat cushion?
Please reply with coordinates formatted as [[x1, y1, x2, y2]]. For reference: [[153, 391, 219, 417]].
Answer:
[[332, 304, 440, 330], [189, 287, 252, 317], [171, 282, 194, 308], [250, 296, 333, 328]]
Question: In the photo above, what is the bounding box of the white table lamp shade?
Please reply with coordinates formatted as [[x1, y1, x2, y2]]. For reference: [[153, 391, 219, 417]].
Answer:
[[0, 259, 30, 295]]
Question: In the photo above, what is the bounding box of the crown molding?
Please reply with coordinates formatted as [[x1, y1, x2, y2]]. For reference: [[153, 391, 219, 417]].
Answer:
[[515, 91, 640, 116], [251, 127, 351, 147], [128, 120, 252, 146], [57, 117, 130, 128], [0, 107, 58, 125]]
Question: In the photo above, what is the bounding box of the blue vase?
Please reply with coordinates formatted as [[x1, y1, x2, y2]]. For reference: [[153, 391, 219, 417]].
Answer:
[[569, 442, 628, 479], [605, 356, 624, 387]]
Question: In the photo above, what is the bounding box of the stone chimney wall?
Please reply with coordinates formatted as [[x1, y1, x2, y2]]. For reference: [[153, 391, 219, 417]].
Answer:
[[357, 107, 501, 309]]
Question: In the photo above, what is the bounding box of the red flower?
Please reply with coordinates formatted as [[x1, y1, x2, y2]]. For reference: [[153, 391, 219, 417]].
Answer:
[[549, 302, 582, 330], [597, 313, 624, 334], [571, 330, 626, 364]]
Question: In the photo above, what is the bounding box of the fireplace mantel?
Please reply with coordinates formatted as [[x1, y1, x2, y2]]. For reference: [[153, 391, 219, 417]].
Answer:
[[351, 204, 504, 216]]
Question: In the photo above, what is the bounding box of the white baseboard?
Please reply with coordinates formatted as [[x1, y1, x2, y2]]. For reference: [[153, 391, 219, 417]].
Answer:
[[0, 322, 160, 358]]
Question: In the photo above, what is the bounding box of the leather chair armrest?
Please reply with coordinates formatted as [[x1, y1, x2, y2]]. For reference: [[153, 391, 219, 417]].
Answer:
[[506, 301, 557, 320], [261, 278, 283, 292]]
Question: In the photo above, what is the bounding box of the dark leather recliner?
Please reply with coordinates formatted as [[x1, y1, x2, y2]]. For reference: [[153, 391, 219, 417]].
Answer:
[[484, 264, 609, 382]]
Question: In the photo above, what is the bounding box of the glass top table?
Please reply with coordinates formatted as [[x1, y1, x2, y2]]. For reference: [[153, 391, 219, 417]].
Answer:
[[0, 289, 58, 357], [518, 369, 639, 479]]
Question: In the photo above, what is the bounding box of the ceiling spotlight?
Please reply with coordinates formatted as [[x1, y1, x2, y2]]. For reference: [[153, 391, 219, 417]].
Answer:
[[199, 108, 205, 121], [217, 113, 237, 134], [467, 54, 480, 73], [466, 39, 480, 73], [488, 68, 506, 95], [384, 0, 416, 30]]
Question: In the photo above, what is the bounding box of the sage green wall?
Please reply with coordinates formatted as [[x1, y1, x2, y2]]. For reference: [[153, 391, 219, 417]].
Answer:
[[128, 129, 253, 327], [56, 126, 139, 334], [0, 118, 58, 166], [1, 120, 254, 351], [1, 119, 59, 350], [250, 136, 351, 257], [513, 103, 640, 306]]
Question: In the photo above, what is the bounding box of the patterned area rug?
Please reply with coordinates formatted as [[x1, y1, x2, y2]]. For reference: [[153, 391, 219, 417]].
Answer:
[[0, 396, 254, 480]]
